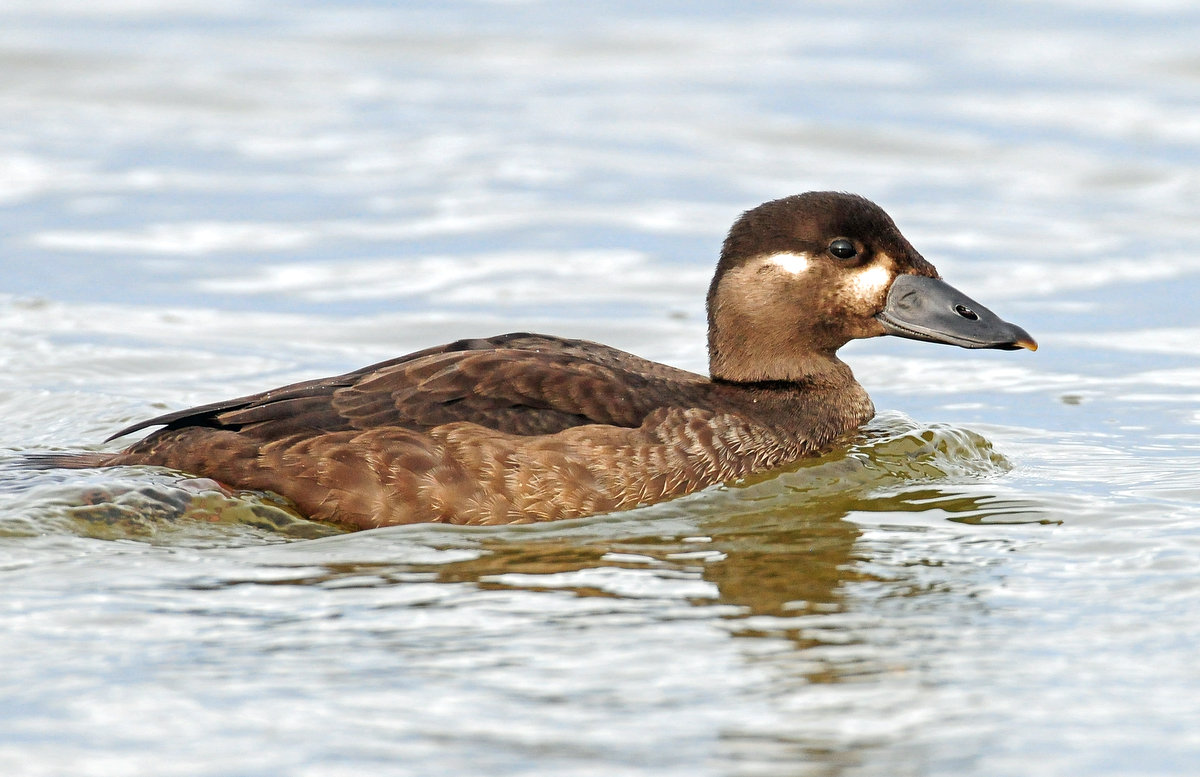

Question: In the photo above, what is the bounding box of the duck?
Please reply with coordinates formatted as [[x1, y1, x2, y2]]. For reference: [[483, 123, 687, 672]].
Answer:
[[44, 192, 1036, 528]]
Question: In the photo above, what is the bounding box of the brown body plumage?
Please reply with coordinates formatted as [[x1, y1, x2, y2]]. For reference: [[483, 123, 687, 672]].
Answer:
[[44, 193, 1035, 529]]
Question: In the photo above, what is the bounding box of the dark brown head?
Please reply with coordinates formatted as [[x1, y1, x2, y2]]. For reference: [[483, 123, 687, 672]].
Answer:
[[705, 192, 1035, 383]]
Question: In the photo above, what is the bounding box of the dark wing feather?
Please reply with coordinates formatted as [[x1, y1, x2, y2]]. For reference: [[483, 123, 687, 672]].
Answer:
[[327, 350, 664, 434], [108, 333, 707, 441], [104, 375, 357, 441]]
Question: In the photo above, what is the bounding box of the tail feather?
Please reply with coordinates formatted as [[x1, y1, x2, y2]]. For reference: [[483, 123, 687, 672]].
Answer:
[[24, 452, 115, 470]]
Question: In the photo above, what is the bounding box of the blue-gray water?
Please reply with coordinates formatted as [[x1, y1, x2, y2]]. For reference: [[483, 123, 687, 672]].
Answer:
[[2, 2, 1200, 775]]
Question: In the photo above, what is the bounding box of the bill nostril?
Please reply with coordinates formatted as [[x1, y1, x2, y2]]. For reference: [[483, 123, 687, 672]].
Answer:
[[954, 304, 979, 321]]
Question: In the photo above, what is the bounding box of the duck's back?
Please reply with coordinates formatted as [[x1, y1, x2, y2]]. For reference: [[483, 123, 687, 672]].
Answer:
[[111, 333, 703, 439]]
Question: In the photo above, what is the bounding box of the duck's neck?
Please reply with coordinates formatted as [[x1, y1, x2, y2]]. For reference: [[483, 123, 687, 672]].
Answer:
[[709, 338, 876, 447], [708, 330, 855, 389]]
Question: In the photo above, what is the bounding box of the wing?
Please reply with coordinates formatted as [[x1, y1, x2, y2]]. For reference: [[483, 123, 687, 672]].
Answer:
[[108, 332, 707, 441]]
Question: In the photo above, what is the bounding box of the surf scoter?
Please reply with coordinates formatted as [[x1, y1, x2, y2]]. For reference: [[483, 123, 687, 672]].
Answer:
[[45, 192, 1036, 528]]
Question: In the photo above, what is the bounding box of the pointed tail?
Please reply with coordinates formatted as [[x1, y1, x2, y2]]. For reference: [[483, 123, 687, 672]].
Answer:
[[24, 452, 115, 470]]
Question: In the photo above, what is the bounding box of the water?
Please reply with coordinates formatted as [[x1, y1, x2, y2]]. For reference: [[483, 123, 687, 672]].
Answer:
[[2, 1, 1200, 775]]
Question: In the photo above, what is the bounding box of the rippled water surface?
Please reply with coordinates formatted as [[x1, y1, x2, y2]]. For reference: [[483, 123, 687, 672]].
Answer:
[[3, 2, 1200, 775]]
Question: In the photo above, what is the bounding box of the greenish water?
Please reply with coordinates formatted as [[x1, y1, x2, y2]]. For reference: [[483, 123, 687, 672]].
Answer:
[[2, 1, 1200, 775]]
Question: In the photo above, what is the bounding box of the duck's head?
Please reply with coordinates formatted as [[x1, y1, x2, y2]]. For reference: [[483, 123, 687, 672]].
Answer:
[[706, 192, 1036, 383]]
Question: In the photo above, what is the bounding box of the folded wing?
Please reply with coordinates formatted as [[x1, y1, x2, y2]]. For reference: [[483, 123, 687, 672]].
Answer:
[[108, 333, 707, 442]]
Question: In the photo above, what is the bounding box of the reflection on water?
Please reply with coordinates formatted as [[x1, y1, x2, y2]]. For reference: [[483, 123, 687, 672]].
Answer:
[[4, 413, 1034, 664], [3, 412, 1038, 684]]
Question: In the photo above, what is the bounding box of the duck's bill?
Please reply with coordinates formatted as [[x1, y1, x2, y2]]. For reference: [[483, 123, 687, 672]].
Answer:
[[875, 274, 1037, 351]]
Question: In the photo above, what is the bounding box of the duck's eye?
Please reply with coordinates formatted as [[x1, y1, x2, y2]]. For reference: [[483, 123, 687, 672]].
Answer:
[[828, 239, 857, 260]]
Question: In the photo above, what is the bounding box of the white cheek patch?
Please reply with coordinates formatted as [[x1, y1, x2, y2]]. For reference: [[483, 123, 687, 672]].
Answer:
[[847, 262, 893, 300], [763, 251, 812, 275]]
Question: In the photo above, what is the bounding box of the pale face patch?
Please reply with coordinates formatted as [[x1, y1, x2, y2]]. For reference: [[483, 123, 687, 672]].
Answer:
[[846, 262, 894, 301], [762, 251, 812, 275]]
